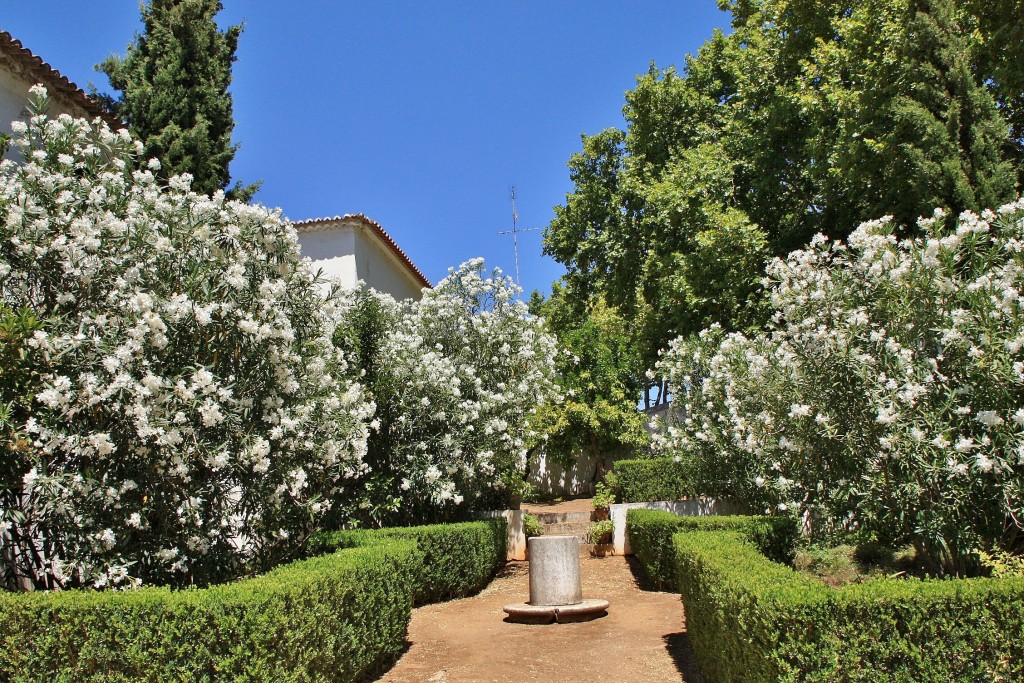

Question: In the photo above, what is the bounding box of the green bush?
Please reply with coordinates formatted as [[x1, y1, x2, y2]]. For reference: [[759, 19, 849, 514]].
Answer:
[[626, 510, 798, 590], [674, 530, 1024, 682], [523, 513, 543, 538], [592, 482, 616, 510], [588, 519, 614, 545], [613, 458, 695, 503], [0, 541, 419, 682], [308, 519, 506, 605]]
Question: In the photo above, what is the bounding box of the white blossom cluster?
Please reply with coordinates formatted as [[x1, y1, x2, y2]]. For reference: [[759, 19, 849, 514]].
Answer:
[[0, 88, 371, 588], [656, 200, 1024, 572], [336, 259, 560, 524]]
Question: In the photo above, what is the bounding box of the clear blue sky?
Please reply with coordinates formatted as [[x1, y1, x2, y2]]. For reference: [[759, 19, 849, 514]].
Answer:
[[4, 1, 730, 296]]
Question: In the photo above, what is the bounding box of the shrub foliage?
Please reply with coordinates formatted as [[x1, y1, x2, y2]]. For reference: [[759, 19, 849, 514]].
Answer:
[[658, 200, 1024, 574], [332, 268, 559, 526], [307, 519, 506, 604], [0, 519, 506, 681], [0, 88, 371, 589], [0, 541, 418, 682], [613, 458, 696, 503], [673, 528, 1024, 682], [625, 509, 798, 590]]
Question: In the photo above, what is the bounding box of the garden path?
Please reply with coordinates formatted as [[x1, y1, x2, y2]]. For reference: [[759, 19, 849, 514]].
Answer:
[[376, 540, 703, 682]]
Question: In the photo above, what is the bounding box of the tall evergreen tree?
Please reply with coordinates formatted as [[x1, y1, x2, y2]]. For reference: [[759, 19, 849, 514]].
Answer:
[[99, 0, 257, 199]]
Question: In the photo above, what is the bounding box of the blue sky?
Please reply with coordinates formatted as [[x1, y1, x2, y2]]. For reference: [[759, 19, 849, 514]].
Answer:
[[4, 1, 730, 296]]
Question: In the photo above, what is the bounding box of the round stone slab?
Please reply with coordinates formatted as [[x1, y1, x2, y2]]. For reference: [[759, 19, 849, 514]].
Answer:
[[503, 599, 610, 624]]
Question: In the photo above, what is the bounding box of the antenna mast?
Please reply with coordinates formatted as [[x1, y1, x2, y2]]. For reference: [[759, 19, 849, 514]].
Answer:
[[497, 185, 539, 285]]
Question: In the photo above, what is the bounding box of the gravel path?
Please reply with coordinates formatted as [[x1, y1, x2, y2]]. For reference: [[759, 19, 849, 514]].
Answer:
[[376, 552, 704, 683]]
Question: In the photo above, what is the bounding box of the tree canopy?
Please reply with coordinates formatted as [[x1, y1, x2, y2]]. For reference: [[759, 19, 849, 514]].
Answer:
[[99, 0, 258, 199], [544, 0, 1022, 382], [528, 284, 649, 471]]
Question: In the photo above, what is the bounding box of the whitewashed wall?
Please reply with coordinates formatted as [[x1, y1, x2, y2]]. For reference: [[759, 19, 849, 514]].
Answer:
[[0, 70, 95, 163], [297, 225, 359, 288], [297, 223, 425, 302], [527, 450, 599, 498], [0, 69, 27, 140], [353, 228, 424, 301]]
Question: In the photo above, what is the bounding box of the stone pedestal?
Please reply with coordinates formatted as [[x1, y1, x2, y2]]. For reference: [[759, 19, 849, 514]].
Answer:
[[503, 535, 609, 624], [528, 536, 582, 606]]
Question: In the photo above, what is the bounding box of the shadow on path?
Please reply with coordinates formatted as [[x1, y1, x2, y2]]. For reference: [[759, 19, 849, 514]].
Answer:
[[665, 631, 707, 683], [623, 554, 708, 682]]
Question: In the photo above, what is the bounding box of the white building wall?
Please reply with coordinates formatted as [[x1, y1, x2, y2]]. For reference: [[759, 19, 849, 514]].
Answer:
[[297, 226, 359, 289], [353, 228, 425, 301], [296, 223, 425, 302], [0, 69, 28, 139], [0, 53, 104, 162]]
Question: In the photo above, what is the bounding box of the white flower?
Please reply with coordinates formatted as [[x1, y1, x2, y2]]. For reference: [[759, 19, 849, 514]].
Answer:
[[99, 528, 116, 550], [975, 411, 1003, 428], [88, 433, 116, 456], [954, 437, 976, 454], [875, 405, 899, 425], [788, 404, 812, 418]]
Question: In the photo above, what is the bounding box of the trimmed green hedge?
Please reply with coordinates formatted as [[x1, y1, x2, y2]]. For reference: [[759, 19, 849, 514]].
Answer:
[[613, 458, 695, 502], [0, 541, 418, 682], [626, 509, 798, 590], [674, 529, 1024, 682], [0, 519, 508, 682], [308, 519, 507, 605]]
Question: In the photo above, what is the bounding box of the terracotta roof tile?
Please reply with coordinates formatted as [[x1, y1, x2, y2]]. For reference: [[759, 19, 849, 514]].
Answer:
[[292, 213, 432, 289], [0, 29, 120, 127]]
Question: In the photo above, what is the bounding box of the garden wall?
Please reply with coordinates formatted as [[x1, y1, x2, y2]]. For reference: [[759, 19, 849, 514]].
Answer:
[[527, 449, 600, 498], [611, 500, 741, 555]]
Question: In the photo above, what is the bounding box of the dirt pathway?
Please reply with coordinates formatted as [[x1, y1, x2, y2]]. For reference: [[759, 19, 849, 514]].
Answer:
[[376, 552, 704, 683]]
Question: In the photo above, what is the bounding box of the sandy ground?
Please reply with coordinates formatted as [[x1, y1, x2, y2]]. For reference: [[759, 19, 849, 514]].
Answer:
[[375, 552, 705, 683]]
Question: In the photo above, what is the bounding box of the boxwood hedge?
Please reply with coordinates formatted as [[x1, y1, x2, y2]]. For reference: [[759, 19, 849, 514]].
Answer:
[[0, 541, 418, 683], [672, 526, 1024, 682], [626, 509, 798, 590], [0, 519, 507, 682], [612, 458, 695, 503], [308, 519, 507, 604]]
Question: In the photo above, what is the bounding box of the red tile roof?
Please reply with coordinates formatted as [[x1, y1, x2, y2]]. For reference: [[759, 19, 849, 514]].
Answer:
[[0, 29, 120, 127], [292, 213, 432, 288]]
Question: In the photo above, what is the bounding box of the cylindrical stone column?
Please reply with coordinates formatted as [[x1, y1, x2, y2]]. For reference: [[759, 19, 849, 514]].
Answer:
[[528, 535, 582, 606]]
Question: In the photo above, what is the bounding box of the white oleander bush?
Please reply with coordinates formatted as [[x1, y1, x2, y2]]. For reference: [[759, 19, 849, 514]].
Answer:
[[657, 199, 1024, 574], [0, 87, 372, 589], [333, 261, 560, 526]]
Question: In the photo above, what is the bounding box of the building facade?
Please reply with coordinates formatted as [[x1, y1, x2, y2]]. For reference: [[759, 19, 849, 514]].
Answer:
[[294, 214, 430, 301], [0, 30, 117, 146]]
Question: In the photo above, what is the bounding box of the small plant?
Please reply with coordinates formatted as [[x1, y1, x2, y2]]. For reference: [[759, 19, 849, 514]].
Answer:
[[523, 513, 543, 538], [588, 519, 614, 545], [593, 482, 616, 511], [978, 548, 1024, 578]]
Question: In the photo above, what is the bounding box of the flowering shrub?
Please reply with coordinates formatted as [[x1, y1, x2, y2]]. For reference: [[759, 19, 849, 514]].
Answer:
[[334, 260, 560, 525], [0, 88, 371, 589], [657, 200, 1024, 574]]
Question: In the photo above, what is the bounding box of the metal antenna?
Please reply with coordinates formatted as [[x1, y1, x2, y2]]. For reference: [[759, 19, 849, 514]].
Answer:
[[497, 185, 539, 285]]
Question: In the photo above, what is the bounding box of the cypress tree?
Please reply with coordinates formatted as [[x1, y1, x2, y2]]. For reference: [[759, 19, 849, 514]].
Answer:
[[99, 0, 258, 199]]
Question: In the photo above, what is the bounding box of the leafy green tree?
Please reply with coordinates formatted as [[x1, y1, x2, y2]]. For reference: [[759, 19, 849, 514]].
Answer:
[[528, 285, 649, 471], [545, 0, 1020, 385], [99, 0, 258, 199]]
